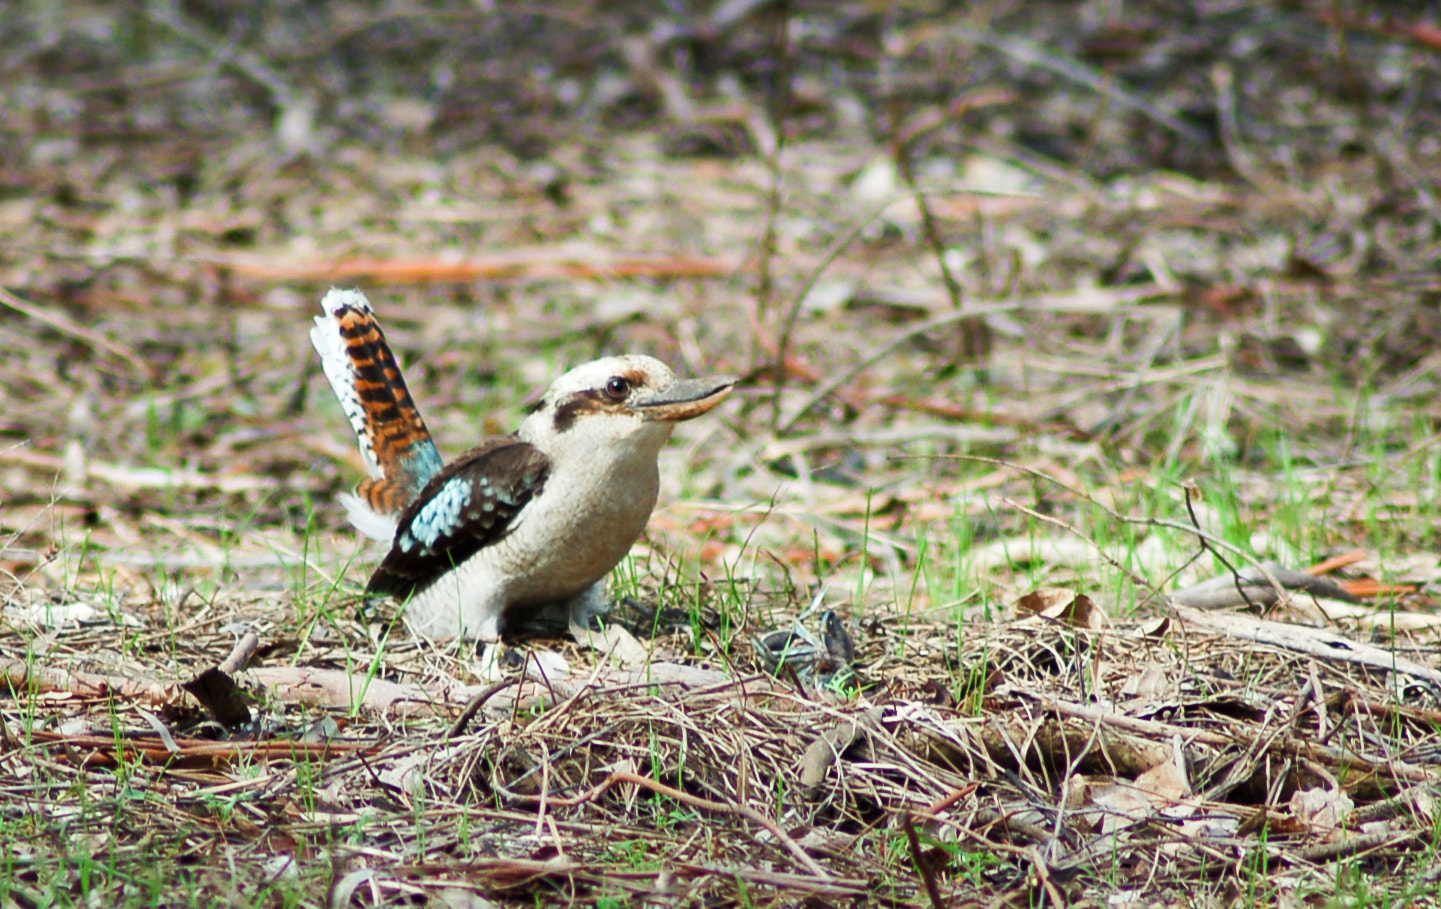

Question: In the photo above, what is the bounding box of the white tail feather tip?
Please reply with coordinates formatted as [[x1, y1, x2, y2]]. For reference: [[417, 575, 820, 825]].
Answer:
[[339, 492, 400, 541], [319, 287, 373, 316]]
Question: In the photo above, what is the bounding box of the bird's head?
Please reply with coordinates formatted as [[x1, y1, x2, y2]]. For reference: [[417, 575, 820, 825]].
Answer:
[[519, 355, 734, 458]]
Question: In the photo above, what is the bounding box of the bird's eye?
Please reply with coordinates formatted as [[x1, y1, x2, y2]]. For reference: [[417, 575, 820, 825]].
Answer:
[[603, 376, 631, 401]]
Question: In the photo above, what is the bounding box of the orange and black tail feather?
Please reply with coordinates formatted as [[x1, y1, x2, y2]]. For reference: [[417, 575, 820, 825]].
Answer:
[[311, 289, 443, 532]]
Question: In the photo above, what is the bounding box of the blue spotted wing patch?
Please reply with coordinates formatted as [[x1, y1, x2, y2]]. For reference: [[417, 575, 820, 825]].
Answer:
[[366, 438, 550, 601]]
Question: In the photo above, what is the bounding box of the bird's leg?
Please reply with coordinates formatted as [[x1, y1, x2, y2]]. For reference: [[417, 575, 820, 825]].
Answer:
[[566, 581, 613, 631], [473, 641, 506, 682]]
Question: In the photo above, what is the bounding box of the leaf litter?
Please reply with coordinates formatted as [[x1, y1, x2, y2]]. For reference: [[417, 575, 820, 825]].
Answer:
[[3, 1, 1441, 906]]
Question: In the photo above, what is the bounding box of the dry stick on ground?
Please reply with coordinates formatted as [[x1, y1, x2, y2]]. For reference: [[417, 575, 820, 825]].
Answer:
[[0, 658, 185, 706], [948, 27, 1207, 143], [0, 285, 151, 379], [0, 445, 286, 495], [218, 631, 260, 674], [901, 813, 946, 909], [446, 679, 519, 739], [889, 100, 987, 371], [1287, 830, 1424, 866], [1307, 548, 1368, 576], [973, 454, 1294, 604], [20, 729, 377, 765], [1170, 605, 1441, 689], [1040, 696, 1438, 785], [777, 302, 1020, 435], [1004, 496, 1440, 686], [529, 770, 831, 880], [768, 196, 899, 431], [1181, 480, 1261, 610], [1170, 564, 1360, 611], [4, 652, 767, 758], [212, 252, 738, 283], [758, 0, 792, 429], [248, 663, 733, 716]]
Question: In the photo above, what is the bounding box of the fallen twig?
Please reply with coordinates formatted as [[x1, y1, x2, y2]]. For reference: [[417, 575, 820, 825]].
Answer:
[[1040, 696, 1439, 785], [18, 729, 378, 766], [1171, 563, 1361, 610], [219, 631, 260, 674], [0, 658, 184, 705], [0, 286, 152, 379], [0, 445, 289, 495], [1172, 604, 1441, 688], [207, 251, 738, 283], [1307, 549, 1369, 576], [535, 770, 831, 880]]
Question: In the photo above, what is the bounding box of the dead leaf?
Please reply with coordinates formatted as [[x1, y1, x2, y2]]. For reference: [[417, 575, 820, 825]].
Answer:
[[1017, 589, 1107, 630], [182, 667, 253, 728], [1077, 777, 1154, 834], [1120, 663, 1171, 702], [1016, 587, 1074, 614], [1290, 787, 1354, 838], [1135, 755, 1189, 802], [569, 622, 649, 667], [435, 888, 500, 909]]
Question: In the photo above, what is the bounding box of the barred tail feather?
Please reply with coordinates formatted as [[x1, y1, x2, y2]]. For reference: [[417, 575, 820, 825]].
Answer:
[[338, 491, 401, 542], [310, 288, 444, 519]]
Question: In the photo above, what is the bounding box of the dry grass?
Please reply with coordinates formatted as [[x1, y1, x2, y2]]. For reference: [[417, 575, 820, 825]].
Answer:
[[3, 1, 1441, 906]]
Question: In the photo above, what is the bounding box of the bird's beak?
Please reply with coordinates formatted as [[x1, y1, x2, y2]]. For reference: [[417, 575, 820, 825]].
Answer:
[[635, 377, 736, 422]]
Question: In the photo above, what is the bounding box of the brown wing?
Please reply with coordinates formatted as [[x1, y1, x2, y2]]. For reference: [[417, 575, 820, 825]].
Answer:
[[365, 438, 550, 600]]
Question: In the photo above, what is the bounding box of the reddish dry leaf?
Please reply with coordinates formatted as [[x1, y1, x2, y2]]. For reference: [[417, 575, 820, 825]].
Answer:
[[215, 252, 738, 284], [1337, 578, 1419, 598], [1307, 549, 1368, 576]]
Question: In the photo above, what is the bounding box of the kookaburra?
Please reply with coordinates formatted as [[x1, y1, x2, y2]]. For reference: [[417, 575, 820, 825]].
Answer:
[[310, 288, 734, 641]]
